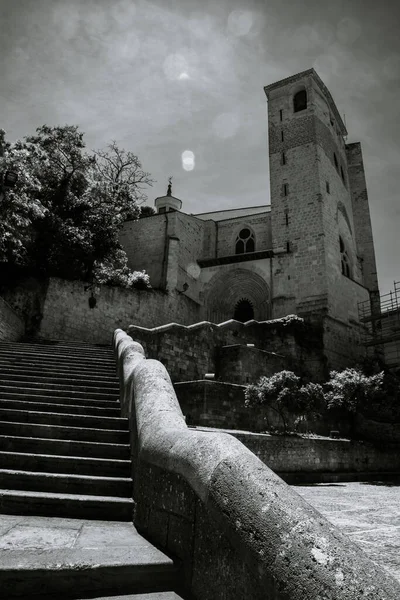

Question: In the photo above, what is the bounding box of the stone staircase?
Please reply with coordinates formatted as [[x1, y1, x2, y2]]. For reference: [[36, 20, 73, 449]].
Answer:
[[0, 340, 133, 520], [0, 341, 182, 599]]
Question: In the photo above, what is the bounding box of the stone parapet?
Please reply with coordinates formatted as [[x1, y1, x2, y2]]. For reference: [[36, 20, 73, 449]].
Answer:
[[114, 328, 400, 600]]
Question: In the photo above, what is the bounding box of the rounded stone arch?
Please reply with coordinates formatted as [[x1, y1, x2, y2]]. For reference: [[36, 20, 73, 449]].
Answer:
[[205, 268, 271, 324]]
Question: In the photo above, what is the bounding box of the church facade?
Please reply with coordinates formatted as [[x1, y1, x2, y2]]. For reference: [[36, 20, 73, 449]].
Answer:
[[120, 69, 379, 369]]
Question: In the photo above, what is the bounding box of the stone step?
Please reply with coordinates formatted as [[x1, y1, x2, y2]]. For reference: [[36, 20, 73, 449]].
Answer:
[[81, 593, 184, 599], [0, 546, 177, 599], [0, 350, 116, 368], [0, 488, 134, 520], [0, 421, 129, 444], [0, 379, 120, 397], [0, 390, 119, 408], [0, 435, 130, 460], [0, 408, 127, 430], [0, 450, 130, 477], [0, 469, 132, 497], [0, 371, 119, 389], [0, 359, 118, 378], [0, 398, 121, 417], [0, 384, 119, 401], [0, 341, 114, 356]]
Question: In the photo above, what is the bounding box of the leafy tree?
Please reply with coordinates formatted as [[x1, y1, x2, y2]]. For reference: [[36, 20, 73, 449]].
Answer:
[[0, 129, 44, 266], [0, 125, 153, 288], [325, 368, 384, 437], [245, 371, 323, 434], [325, 369, 384, 413], [139, 205, 156, 218]]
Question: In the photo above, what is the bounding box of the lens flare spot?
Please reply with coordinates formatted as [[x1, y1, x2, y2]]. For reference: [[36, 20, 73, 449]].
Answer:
[[212, 112, 240, 139], [227, 9, 253, 36], [187, 263, 201, 279], [182, 150, 195, 171], [163, 54, 189, 80]]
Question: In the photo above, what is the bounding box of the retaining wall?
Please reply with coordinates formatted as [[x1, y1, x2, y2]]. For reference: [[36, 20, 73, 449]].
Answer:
[[128, 316, 325, 383], [211, 429, 400, 483], [2, 277, 201, 344], [0, 296, 24, 341], [115, 328, 400, 600]]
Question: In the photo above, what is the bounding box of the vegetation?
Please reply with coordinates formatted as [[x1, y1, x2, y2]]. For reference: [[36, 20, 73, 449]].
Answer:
[[245, 371, 324, 434], [0, 126, 153, 288], [245, 366, 396, 436]]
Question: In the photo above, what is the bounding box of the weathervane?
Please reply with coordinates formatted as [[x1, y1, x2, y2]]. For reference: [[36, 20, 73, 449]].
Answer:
[[167, 176, 173, 197]]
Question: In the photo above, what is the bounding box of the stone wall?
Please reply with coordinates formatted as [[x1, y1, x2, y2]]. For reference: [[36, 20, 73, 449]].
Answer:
[[119, 214, 167, 289], [128, 317, 325, 383], [215, 211, 272, 257], [347, 142, 379, 294], [0, 296, 24, 341], [3, 277, 201, 345], [219, 429, 400, 483]]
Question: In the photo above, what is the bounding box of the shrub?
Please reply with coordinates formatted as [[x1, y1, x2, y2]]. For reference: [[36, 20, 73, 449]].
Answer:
[[245, 371, 323, 434]]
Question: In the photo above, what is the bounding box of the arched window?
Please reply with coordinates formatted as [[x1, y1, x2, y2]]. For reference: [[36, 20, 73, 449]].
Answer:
[[234, 298, 254, 322], [293, 89, 307, 113], [235, 228, 255, 254], [340, 236, 351, 278]]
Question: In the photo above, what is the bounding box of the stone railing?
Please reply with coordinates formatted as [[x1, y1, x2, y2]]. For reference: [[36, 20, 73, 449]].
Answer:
[[114, 328, 400, 600]]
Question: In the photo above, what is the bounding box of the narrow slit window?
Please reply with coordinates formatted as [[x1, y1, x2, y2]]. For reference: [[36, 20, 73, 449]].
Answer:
[[281, 130, 284, 142], [282, 152, 286, 165], [334, 153, 339, 170], [340, 166, 346, 185], [279, 109, 283, 121], [326, 181, 330, 194], [283, 183, 289, 196]]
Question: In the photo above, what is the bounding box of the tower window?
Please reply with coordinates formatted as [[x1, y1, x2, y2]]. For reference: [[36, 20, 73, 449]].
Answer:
[[282, 152, 286, 165], [340, 236, 351, 278], [334, 153, 339, 170], [340, 166, 346, 185], [293, 89, 307, 113], [283, 183, 289, 196], [326, 181, 330, 194], [235, 228, 255, 254], [281, 130, 284, 142], [279, 109, 283, 121]]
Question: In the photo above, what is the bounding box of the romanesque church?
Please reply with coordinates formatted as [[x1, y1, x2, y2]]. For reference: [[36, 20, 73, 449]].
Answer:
[[120, 69, 379, 369]]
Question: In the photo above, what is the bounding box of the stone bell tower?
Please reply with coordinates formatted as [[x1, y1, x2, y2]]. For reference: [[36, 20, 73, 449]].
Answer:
[[264, 69, 377, 368]]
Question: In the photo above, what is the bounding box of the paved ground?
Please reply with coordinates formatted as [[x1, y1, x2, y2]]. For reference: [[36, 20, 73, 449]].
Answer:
[[294, 481, 400, 583], [0, 514, 157, 553]]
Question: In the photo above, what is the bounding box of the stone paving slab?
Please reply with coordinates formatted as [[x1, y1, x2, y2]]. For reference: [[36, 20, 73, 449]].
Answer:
[[0, 514, 177, 598], [295, 481, 400, 583], [0, 514, 156, 555]]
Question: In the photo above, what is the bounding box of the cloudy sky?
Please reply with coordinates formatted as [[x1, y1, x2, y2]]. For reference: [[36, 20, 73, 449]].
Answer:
[[1, 0, 399, 295]]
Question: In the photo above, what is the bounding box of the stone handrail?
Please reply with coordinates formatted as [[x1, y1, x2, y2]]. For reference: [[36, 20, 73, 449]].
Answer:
[[114, 328, 400, 599]]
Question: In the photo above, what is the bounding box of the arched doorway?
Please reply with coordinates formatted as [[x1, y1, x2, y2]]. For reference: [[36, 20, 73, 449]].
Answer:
[[205, 269, 270, 323], [234, 298, 254, 322]]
